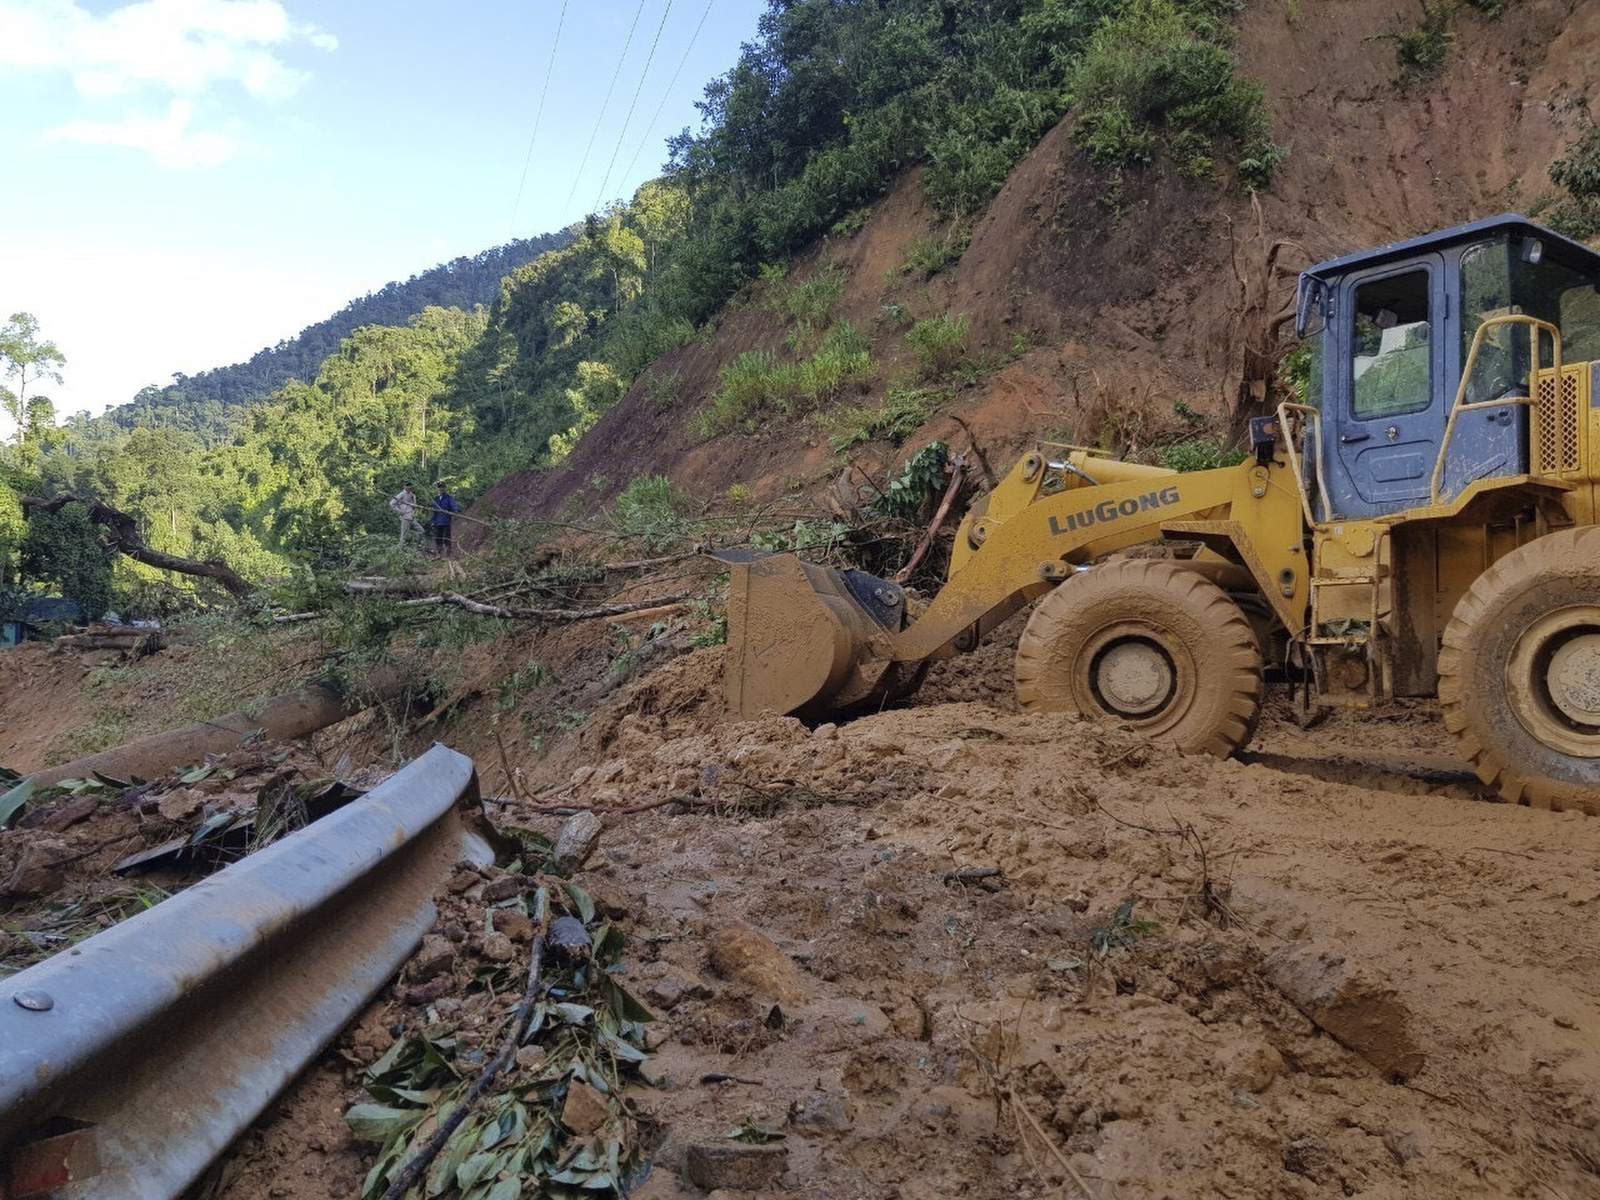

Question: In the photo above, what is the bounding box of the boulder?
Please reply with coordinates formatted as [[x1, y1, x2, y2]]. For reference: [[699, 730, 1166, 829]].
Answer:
[[707, 924, 811, 1003]]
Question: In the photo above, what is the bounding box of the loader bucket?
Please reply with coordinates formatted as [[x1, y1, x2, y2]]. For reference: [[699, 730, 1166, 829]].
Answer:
[[713, 548, 927, 721]]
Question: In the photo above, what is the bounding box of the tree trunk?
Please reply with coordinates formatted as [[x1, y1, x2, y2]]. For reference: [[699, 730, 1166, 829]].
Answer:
[[21, 494, 254, 598]]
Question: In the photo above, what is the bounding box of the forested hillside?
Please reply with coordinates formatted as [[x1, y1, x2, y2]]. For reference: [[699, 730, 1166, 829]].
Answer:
[[5, 0, 1599, 624], [104, 229, 575, 441]]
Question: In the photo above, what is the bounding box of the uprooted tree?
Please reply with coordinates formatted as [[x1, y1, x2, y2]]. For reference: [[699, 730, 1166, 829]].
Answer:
[[21, 493, 253, 599]]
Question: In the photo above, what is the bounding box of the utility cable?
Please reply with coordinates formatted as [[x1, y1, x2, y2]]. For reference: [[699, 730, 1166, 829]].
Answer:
[[561, 0, 650, 219], [509, 0, 571, 238], [619, 0, 714, 184], [592, 0, 674, 210]]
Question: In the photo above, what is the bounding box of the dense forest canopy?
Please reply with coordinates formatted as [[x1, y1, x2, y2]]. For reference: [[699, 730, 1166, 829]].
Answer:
[[102, 229, 576, 442], [4, 0, 1291, 620]]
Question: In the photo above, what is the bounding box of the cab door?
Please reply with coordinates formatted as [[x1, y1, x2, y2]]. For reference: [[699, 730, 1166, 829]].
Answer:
[[1327, 256, 1447, 519]]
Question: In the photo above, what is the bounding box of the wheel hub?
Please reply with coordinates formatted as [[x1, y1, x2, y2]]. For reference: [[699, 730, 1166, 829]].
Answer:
[[1093, 638, 1175, 717], [1548, 633, 1600, 727], [1506, 606, 1600, 759]]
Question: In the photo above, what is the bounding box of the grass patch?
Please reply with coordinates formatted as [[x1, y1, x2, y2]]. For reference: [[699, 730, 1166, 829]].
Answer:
[[695, 322, 873, 436], [905, 314, 971, 378], [821, 385, 948, 452], [900, 224, 972, 277]]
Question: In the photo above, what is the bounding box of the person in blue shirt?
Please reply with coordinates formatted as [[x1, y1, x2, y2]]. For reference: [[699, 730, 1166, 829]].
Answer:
[[430, 482, 461, 557]]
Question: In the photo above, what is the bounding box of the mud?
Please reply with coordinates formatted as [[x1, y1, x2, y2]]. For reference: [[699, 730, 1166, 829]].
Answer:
[[196, 632, 1600, 1199]]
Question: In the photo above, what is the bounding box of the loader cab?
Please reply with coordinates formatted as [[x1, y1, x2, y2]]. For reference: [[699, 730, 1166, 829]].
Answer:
[[1295, 214, 1600, 519]]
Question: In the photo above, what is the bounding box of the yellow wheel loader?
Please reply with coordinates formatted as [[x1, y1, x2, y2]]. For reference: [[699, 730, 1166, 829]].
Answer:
[[718, 215, 1600, 813]]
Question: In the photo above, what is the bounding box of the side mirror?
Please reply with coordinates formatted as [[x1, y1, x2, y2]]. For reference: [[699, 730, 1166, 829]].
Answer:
[[1296, 276, 1327, 338]]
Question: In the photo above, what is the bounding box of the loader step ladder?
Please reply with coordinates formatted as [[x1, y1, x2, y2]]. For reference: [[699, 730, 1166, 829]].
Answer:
[[1306, 541, 1395, 704]]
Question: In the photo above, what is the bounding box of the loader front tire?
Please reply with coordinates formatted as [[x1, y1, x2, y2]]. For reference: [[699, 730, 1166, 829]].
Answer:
[[1438, 528, 1600, 814], [1014, 560, 1263, 757]]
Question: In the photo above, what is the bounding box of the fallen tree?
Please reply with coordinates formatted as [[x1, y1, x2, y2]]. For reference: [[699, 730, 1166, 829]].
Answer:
[[21, 493, 254, 598], [274, 591, 693, 625]]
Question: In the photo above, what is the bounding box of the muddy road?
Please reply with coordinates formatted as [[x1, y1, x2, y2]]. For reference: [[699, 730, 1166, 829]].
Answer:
[[189, 637, 1600, 1200]]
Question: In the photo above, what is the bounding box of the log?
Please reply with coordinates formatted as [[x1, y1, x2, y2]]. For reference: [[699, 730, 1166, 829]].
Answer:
[[28, 672, 402, 789]]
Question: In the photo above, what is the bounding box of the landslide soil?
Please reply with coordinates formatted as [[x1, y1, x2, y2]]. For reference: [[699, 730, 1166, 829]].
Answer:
[[212, 631, 1600, 1200]]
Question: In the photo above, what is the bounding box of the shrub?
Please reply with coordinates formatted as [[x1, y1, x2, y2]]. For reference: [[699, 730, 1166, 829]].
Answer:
[[1071, 0, 1283, 189], [695, 325, 873, 436], [821, 385, 946, 452], [901, 224, 972, 277], [830, 206, 873, 238], [1392, 2, 1455, 81], [905, 314, 971, 378], [1155, 436, 1245, 472], [613, 474, 691, 551]]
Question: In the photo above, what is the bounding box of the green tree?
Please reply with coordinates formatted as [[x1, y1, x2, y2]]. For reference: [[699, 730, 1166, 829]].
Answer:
[[20, 503, 113, 620], [0, 313, 66, 447]]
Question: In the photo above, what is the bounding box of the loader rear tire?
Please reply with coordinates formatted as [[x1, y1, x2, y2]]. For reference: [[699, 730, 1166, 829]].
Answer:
[[1014, 560, 1263, 757], [1438, 528, 1600, 815]]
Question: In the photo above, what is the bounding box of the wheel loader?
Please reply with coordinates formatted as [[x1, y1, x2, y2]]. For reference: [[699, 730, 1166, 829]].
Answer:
[[717, 214, 1600, 813]]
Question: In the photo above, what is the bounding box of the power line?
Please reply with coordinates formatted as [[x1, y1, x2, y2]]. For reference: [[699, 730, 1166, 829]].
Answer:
[[619, 0, 715, 184], [561, 0, 650, 219], [509, 0, 571, 238], [592, 0, 674, 210]]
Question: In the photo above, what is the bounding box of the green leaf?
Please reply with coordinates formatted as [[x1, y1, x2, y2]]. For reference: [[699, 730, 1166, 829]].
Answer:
[[456, 1151, 498, 1191], [345, 1103, 425, 1145], [428, 1128, 474, 1197], [0, 777, 34, 830], [562, 881, 595, 925], [550, 1002, 594, 1025], [178, 764, 215, 784], [485, 1179, 523, 1200], [603, 978, 654, 1024]]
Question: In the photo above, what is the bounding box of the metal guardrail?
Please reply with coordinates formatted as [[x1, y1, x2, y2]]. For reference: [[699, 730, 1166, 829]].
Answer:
[[0, 743, 489, 1200]]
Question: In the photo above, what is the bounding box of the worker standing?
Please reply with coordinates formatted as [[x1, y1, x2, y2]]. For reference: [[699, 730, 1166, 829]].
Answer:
[[431, 482, 460, 557], [389, 482, 424, 545]]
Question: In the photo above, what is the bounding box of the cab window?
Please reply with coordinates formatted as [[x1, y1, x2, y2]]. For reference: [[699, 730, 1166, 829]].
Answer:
[[1352, 270, 1432, 419]]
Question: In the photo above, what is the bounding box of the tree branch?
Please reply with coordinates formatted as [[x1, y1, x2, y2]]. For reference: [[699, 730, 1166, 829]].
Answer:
[[21, 493, 253, 598]]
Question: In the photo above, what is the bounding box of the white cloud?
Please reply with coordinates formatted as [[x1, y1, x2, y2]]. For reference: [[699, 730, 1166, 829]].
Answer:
[[0, 0, 336, 101], [46, 98, 235, 168]]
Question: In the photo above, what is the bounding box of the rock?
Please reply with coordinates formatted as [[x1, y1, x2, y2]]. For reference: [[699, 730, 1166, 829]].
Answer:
[[157, 788, 206, 821], [561, 1080, 610, 1135], [1283, 1135, 1336, 1182], [646, 972, 711, 1011], [1264, 942, 1424, 1079], [2, 838, 70, 899], [685, 1142, 789, 1191], [548, 916, 593, 961], [551, 811, 604, 875], [446, 867, 481, 895], [402, 976, 452, 1006], [37, 795, 99, 833], [789, 1091, 851, 1132], [440, 921, 468, 943], [707, 924, 811, 1003], [1219, 1039, 1284, 1094], [493, 910, 534, 943], [481, 932, 516, 963], [481, 875, 527, 903], [410, 934, 456, 981]]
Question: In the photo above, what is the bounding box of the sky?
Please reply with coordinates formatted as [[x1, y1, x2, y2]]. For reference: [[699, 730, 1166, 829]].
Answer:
[[0, 0, 766, 431]]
